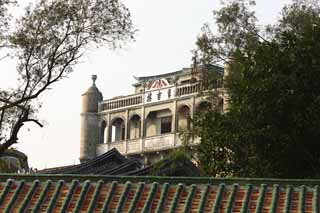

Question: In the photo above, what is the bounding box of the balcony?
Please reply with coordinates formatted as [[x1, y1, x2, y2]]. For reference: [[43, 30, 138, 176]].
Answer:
[[100, 83, 202, 112], [99, 81, 220, 112]]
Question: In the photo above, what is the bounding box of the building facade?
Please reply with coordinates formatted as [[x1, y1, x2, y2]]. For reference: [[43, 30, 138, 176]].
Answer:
[[80, 65, 225, 165]]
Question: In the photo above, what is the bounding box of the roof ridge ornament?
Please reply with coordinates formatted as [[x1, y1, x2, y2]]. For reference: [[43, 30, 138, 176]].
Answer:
[[92, 75, 97, 86]]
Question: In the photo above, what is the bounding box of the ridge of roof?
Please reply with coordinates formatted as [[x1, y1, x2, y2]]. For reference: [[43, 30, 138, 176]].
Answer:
[[2, 173, 320, 186], [100, 160, 142, 175], [127, 157, 200, 176]]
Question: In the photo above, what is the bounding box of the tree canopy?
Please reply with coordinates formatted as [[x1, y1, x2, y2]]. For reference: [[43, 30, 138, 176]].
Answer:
[[193, 0, 320, 178], [0, 0, 135, 155]]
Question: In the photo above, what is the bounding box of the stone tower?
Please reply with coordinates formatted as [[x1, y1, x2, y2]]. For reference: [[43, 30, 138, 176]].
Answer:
[[79, 75, 103, 163]]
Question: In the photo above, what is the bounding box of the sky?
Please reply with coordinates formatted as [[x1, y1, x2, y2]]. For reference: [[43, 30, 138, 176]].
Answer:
[[1, 0, 292, 169]]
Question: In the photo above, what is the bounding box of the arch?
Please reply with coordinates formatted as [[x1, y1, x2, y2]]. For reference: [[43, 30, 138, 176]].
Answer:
[[177, 105, 191, 131], [110, 117, 125, 142], [144, 103, 174, 119], [100, 120, 107, 144], [128, 112, 141, 121], [145, 109, 172, 137], [177, 103, 191, 111], [195, 100, 212, 112], [110, 115, 126, 124], [128, 114, 141, 140]]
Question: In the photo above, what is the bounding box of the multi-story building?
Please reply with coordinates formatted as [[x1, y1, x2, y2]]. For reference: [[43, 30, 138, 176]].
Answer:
[[79, 65, 225, 165]]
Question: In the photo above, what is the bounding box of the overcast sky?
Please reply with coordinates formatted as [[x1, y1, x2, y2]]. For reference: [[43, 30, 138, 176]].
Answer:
[[1, 0, 292, 169]]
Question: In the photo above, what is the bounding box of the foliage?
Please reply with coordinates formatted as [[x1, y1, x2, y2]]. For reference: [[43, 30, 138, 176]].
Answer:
[[0, 148, 29, 173], [193, 0, 320, 178], [150, 147, 201, 176], [0, 0, 15, 47], [0, 0, 135, 154]]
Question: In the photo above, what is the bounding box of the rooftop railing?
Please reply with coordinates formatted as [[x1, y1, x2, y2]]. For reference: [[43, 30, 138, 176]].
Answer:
[[101, 94, 143, 111], [100, 81, 222, 111], [176, 83, 201, 96]]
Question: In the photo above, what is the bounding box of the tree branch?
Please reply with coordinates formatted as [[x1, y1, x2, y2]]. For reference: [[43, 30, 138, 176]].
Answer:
[[0, 107, 42, 156]]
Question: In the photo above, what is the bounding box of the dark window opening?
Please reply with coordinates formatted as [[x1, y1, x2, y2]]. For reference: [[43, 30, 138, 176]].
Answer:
[[100, 121, 107, 143], [121, 126, 125, 140], [161, 116, 172, 134]]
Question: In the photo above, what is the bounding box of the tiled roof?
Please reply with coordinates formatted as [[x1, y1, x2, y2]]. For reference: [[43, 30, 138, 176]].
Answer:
[[0, 174, 319, 212], [38, 148, 200, 177], [38, 148, 142, 175]]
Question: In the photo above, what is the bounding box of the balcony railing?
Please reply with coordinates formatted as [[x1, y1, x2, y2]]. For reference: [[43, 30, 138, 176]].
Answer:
[[144, 134, 175, 150], [96, 133, 199, 156], [176, 83, 201, 96], [100, 81, 222, 111], [127, 139, 141, 154], [101, 94, 143, 111]]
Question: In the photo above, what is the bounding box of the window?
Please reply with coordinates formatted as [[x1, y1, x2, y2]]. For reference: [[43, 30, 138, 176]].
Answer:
[[160, 116, 172, 134], [100, 121, 107, 143], [111, 118, 125, 142]]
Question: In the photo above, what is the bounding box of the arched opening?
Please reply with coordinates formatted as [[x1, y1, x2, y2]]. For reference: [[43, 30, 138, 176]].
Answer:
[[110, 117, 125, 142], [145, 109, 172, 137], [196, 101, 212, 112], [129, 114, 141, 139], [177, 105, 191, 131], [100, 120, 107, 143]]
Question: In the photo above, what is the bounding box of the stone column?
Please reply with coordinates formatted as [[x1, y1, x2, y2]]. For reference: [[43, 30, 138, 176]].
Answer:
[[172, 100, 177, 147], [124, 109, 129, 153], [140, 106, 145, 152], [172, 100, 177, 132], [106, 113, 111, 149]]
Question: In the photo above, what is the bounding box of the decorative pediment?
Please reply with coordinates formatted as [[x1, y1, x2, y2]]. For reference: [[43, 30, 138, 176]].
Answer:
[[147, 78, 171, 91]]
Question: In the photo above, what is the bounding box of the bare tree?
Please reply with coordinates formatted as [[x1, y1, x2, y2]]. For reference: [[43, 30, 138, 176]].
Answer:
[[0, 0, 135, 155]]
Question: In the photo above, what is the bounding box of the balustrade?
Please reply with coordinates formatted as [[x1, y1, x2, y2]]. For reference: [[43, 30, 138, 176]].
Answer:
[[176, 83, 201, 96], [102, 94, 143, 111], [101, 82, 215, 111], [126, 139, 141, 154], [96, 132, 200, 156]]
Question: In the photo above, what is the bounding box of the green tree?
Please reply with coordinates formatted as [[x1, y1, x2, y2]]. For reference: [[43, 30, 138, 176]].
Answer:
[[193, 0, 320, 178], [0, 0, 135, 155], [0, 148, 29, 173]]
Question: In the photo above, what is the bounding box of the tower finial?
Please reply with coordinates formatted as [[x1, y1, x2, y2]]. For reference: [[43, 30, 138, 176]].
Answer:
[[92, 75, 97, 86]]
